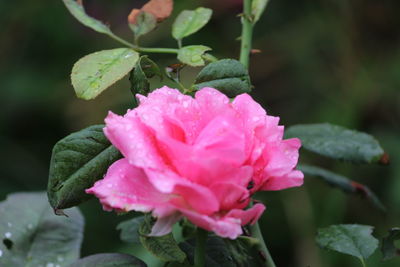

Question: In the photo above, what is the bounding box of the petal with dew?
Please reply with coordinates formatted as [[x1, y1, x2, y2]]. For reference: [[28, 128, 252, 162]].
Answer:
[[86, 159, 173, 215], [104, 112, 166, 169]]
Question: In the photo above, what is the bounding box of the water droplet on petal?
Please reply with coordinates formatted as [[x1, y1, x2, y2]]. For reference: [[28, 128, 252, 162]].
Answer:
[[5, 232, 12, 238]]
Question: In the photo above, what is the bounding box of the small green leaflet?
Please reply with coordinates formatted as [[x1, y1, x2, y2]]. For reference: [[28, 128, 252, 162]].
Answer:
[[71, 48, 139, 100], [48, 125, 121, 210], [63, 0, 115, 36], [316, 224, 378, 264], [285, 123, 385, 164], [177, 45, 211, 67], [0, 192, 84, 267], [251, 0, 270, 23], [172, 7, 213, 40]]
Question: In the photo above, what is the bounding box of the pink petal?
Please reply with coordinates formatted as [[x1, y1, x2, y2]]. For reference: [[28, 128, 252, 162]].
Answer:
[[104, 112, 166, 169], [209, 182, 249, 211], [144, 169, 220, 215], [225, 203, 266, 225], [181, 209, 243, 239], [149, 212, 182, 236], [263, 138, 301, 178], [195, 113, 246, 165], [180, 203, 266, 239], [194, 87, 231, 125], [86, 159, 173, 215], [154, 124, 250, 186], [261, 170, 304, 191], [135, 86, 196, 142]]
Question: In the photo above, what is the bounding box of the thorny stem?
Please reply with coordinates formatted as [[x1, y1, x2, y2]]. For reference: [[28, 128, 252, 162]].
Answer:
[[239, 0, 254, 69]]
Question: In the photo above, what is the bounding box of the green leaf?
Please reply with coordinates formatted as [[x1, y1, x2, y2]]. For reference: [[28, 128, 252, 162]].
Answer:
[[48, 125, 122, 210], [0, 192, 84, 267], [180, 235, 263, 267], [316, 224, 378, 262], [382, 228, 400, 260], [130, 56, 162, 107], [172, 7, 212, 40], [63, 0, 113, 36], [177, 45, 211, 67], [285, 123, 385, 164], [193, 59, 252, 98], [69, 253, 146, 267], [117, 216, 145, 244], [139, 215, 186, 263], [72, 48, 139, 100], [225, 237, 265, 266], [251, 0, 270, 23], [129, 11, 157, 43], [179, 237, 232, 267], [299, 164, 386, 212]]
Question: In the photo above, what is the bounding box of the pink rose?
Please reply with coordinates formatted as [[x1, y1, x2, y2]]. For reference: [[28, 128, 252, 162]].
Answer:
[[86, 87, 303, 239]]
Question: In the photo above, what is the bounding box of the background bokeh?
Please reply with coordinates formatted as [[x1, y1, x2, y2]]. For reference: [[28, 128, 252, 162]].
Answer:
[[1, 0, 399, 266]]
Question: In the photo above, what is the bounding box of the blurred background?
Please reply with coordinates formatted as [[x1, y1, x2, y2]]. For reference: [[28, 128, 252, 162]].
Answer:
[[0, 0, 399, 266]]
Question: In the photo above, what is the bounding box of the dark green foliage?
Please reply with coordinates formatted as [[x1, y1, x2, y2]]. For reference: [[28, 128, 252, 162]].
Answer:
[[117, 216, 145, 244], [193, 59, 252, 97], [139, 215, 186, 263], [316, 224, 378, 262], [0, 192, 84, 266], [48, 125, 121, 210], [130, 56, 162, 107], [286, 123, 385, 164]]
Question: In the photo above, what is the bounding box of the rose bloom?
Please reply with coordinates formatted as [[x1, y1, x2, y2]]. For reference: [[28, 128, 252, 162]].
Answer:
[[87, 87, 303, 239]]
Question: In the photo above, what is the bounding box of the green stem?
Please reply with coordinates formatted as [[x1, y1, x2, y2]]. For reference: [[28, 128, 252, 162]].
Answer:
[[109, 33, 179, 54], [109, 33, 136, 48], [250, 220, 276, 267], [136, 47, 179, 54], [359, 257, 367, 267], [194, 228, 207, 267], [239, 0, 254, 69], [239, 1, 276, 263]]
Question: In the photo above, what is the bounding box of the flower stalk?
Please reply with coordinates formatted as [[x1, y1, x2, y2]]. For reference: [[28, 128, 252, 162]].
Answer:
[[250, 216, 277, 267], [240, 0, 277, 266], [194, 228, 207, 267]]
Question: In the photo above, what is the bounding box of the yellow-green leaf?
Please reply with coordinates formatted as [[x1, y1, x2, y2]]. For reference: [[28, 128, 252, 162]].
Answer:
[[71, 48, 139, 100], [177, 45, 211, 67], [172, 7, 212, 40]]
